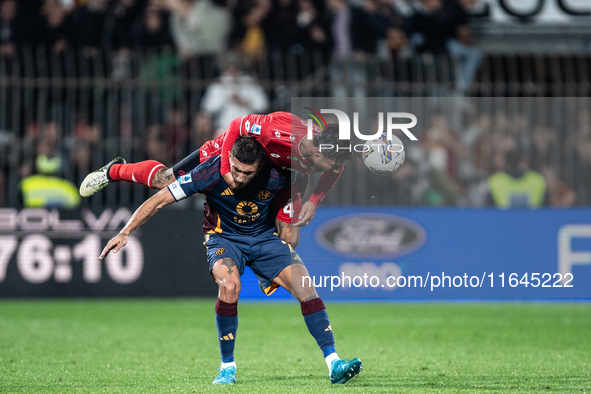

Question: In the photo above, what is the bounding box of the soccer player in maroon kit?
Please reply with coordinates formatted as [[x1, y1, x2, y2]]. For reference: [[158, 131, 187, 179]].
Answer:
[[79, 112, 352, 246]]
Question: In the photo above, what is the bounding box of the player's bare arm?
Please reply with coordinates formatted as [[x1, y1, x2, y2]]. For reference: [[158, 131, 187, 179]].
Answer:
[[99, 188, 176, 259]]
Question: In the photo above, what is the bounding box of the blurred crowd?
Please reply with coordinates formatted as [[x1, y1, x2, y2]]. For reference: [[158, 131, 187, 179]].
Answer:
[[0, 0, 588, 209], [367, 105, 588, 208], [1, 0, 481, 87]]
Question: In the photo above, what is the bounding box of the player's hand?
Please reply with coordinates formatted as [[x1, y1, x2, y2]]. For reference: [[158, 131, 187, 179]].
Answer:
[[223, 172, 237, 189], [293, 201, 317, 227], [99, 234, 129, 260]]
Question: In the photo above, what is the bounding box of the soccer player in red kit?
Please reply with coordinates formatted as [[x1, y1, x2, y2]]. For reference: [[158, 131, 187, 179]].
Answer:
[[79, 112, 352, 246]]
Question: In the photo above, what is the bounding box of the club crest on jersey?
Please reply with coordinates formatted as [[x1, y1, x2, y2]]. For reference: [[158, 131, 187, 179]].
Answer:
[[180, 174, 192, 184], [258, 190, 271, 200], [215, 248, 225, 256], [249, 124, 262, 135]]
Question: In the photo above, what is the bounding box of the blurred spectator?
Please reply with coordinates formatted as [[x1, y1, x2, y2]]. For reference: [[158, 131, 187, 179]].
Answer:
[[134, 6, 175, 52], [136, 6, 181, 105], [325, 0, 398, 96], [541, 166, 575, 207], [164, 108, 191, 162], [69, 114, 103, 185], [112, 0, 143, 51], [36, 121, 65, 175], [445, 0, 482, 92], [229, 0, 271, 61], [164, 0, 230, 59], [69, 0, 111, 56], [0, 0, 19, 57], [295, 0, 331, 53], [192, 111, 215, 152], [70, 141, 93, 185], [487, 152, 547, 209], [408, 0, 448, 54], [531, 126, 555, 170], [40, 0, 71, 53], [200, 55, 268, 135], [420, 112, 468, 205], [144, 124, 172, 164], [324, 0, 360, 96], [375, 0, 406, 60], [19, 156, 80, 209], [263, 0, 299, 53], [19, 121, 80, 209], [408, 0, 481, 92]]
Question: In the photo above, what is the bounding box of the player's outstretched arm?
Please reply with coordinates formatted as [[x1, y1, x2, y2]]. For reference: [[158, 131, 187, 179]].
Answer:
[[99, 188, 176, 259]]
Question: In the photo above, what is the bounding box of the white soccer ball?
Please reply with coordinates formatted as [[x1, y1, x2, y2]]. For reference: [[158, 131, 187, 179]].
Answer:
[[361, 133, 405, 175]]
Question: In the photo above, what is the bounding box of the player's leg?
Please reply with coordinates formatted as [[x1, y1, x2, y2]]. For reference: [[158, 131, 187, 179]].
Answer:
[[274, 263, 362, 384], [251, 236, 362, 384], [206, 235, 247, 385], [275, 218, 301, 249], [211, 257, 240, 385], [274, 194, 303, 247], [79, 149, 202, 197]]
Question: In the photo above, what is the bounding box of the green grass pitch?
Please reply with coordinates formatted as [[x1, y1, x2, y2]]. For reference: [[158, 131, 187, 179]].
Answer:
[[0, 300, 589, 393]]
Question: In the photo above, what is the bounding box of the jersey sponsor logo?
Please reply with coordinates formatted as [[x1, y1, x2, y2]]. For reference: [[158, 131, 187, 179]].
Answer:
[[249, 124, 262, 135], [215, 248, 225, 256], [180, 174, 192, 184], [270, 153, 280, 158], [234, 201, 261, 224], [258, 190, 271, 200], [236, 201, 258, 216], [221, 188, 235, 196]]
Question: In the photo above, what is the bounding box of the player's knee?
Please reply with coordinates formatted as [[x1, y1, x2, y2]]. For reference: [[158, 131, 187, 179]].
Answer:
[[219, 279, 241, 299], [296, 286, 318, 303]]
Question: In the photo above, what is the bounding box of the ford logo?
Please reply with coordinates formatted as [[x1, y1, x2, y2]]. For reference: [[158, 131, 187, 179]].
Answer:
[[315, 213, 426, 258]]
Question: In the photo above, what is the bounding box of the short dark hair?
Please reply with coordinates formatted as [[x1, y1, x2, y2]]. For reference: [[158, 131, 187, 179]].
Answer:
[[313, 123, 353, 164], [231, 135, 264, 165]]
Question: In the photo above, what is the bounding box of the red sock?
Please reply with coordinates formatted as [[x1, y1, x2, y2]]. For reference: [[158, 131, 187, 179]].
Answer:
[[109, 160, 166, 188]]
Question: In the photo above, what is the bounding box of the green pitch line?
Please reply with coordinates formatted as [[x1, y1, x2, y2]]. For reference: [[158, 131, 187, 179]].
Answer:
[[0, 300, 589, 393]]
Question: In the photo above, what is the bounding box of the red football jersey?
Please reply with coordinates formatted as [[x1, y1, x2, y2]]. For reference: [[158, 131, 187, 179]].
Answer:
[[199, 112, 342, 206]]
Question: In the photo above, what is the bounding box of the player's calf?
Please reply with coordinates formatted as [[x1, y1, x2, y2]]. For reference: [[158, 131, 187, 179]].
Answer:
[[108, 160, 167, 189], [301, 297, 363, 384]]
